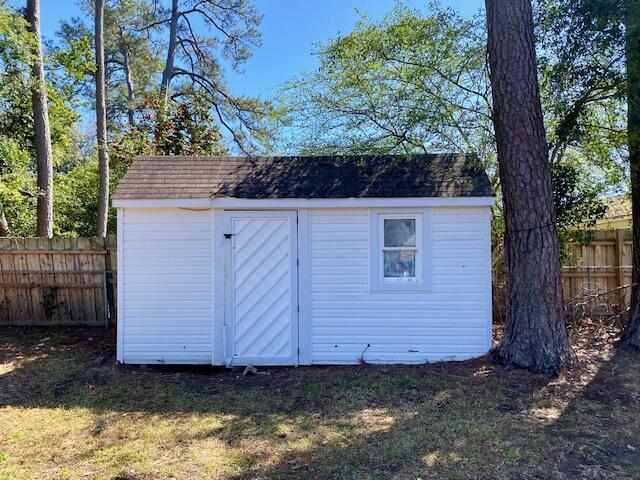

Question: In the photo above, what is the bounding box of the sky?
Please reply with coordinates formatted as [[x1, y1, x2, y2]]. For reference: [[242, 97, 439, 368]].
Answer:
[[32, 0, 483, 102]]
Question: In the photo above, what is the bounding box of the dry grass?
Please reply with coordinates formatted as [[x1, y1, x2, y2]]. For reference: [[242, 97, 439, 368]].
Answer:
[[0, 325, 639, 480]]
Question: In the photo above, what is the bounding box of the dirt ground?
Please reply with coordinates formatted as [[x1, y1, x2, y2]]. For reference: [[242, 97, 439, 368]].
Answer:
[[0, 323, 639, 479]]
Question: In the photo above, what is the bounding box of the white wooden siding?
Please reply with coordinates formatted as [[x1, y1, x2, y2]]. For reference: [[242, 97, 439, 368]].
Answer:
[[118, 203, 491, 366], [308, 207, 491, 364], [120, 207, 213, 364]]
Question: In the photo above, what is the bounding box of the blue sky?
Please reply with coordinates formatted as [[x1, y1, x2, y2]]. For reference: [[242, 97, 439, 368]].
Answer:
[[32, 0, 483, 101]]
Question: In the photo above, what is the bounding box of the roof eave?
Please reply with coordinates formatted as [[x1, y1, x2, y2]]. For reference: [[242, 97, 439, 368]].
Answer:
[[112, 196, 496, 208]]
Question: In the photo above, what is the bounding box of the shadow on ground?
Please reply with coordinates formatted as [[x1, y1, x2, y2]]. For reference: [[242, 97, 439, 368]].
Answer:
[[0, 326, 639, 479]]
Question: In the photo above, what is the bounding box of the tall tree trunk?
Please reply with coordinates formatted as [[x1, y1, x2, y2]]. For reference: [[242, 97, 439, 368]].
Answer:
[[623, 0, 640, 348], [118, 26, 136, 127], [486, 0, 575, 376], [96, 0, 110, 237], [0, 206, 10, 237], [160, 0, 179, 102], [26, 0, 53, 238]]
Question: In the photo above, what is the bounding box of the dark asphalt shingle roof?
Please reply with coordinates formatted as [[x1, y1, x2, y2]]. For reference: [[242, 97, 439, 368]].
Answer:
[[112, 154, 493, 200]]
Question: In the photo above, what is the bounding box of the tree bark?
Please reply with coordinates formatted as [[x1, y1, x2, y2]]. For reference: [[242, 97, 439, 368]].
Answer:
[[623, 0, 640, 348], [486, 0, 575, 376], [160, 0, 179, 102], [0, 206, 10, 237], [26, 0, 53, 238], [95, 0, 110, 237], [118, 25, 136, 127]]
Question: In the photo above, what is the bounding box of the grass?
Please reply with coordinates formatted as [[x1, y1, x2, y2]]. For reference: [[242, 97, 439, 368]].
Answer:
[[0, 326, 639, 479]]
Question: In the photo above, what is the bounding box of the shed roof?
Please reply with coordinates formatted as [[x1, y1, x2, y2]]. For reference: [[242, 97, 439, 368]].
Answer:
[[112, 154, 493, 200]]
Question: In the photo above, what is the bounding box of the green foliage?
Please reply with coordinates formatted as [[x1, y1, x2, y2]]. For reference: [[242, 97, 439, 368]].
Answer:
[[535, 0, 628, 244], [142, 95, 228, 156], [50, 35, 94, 83], [0, 0, 33, 63], [0, 1, 36, 236], [0, 1, 34, 149], [551, 161, 607, 232], [54, 159, 105, 237], [0, 137, 36, 236], [56, 0, 277, 153], [536, 0, 627, 179], [110, 94, 228, 185], [0, 0, 80, 161], [280, 4, 493, 163], [0, 132, 101, 238], [53, 2, 164, 129]]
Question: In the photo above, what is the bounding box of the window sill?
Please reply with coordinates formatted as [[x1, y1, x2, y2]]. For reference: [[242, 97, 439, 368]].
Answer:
[[369, 281, 432, 294]]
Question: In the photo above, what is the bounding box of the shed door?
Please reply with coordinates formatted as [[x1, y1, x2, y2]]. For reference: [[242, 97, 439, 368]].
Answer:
[[224, 211, 298, 366]]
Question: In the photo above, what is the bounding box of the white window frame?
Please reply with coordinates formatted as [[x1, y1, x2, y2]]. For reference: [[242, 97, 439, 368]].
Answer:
[[369, 209, 432, 293], [380, 214, 421, 283]]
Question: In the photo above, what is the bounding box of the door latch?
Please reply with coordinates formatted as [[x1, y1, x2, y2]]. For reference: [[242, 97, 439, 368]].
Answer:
[[224, 233, 235, 239]]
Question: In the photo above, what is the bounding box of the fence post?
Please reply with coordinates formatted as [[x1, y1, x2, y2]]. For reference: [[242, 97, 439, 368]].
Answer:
[[105, 234, 116, 325]]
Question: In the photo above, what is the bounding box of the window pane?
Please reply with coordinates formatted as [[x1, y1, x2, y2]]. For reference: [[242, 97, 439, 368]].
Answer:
[[384, 219, 416, 247], [384, 250, 416, 278]]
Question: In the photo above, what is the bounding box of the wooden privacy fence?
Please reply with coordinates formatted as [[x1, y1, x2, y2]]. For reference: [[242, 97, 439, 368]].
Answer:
[[493, 229, 633, 323], [0, 236, 116, 326], [562, 229, 632, 321], [0, 230, 632, 326]]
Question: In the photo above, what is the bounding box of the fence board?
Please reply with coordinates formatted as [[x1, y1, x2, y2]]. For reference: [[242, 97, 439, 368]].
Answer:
[[77, 237, 94, 323], [24, 238, 40, 321], [52, 237, 71, 323]]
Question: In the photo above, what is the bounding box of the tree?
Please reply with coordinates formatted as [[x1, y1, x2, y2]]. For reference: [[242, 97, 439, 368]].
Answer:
[[95, 0, 109, 237], [0, 0, 32, 236], [54, 0, 275, 155], [151, 0, 274, 153], [55, 1, 163, 129], [117, 23, 135, 126], [534, 0, 626, 243], [535, 0, 626, 168], [486, 0, 575, 375], [25, 0, 53, 237], [559, 0, 640, 348], [103, 0, 163, 127], [0, 0, 84, 237], [160, 0, 178, 101], [110, 94, 227, 166], [280, 7, 493, 159], [624, 0, 640, 347], [278, 5, 622, 233]]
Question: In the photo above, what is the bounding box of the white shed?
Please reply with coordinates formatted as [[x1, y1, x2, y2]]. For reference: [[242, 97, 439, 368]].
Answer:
[[112, 154, 494, 366]]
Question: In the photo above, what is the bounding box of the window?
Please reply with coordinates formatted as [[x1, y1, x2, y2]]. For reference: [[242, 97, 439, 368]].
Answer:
[[382, 218, 418, 281], [370, 211, 431, 292]]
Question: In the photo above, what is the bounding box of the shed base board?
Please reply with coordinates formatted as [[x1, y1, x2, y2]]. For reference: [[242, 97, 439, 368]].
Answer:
[[120, 351, 490, 366], [121, 359, 213, 365]]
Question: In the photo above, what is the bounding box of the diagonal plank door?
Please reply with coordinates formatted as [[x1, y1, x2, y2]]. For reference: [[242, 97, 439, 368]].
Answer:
[[224, 211, 298, 366]]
